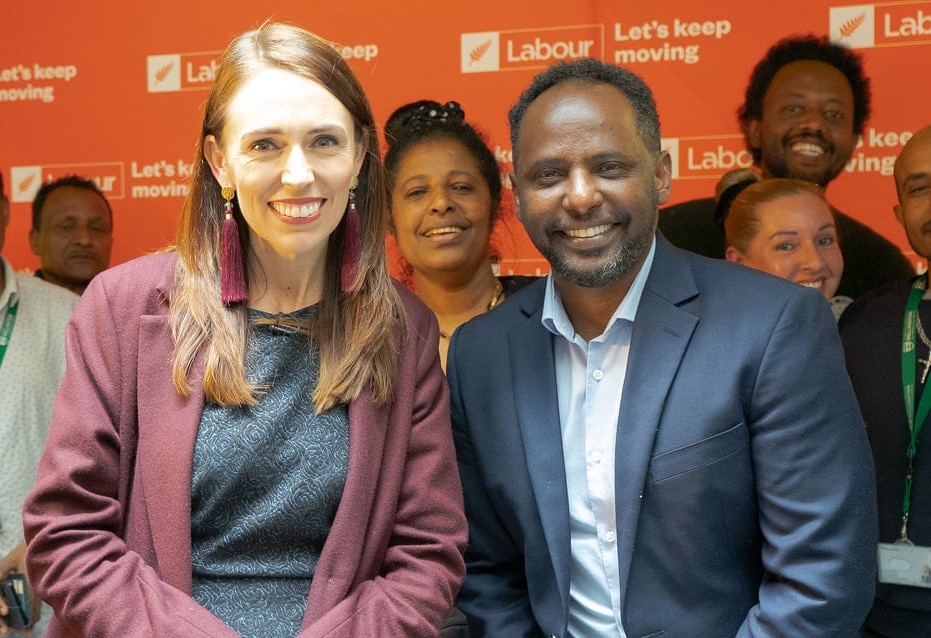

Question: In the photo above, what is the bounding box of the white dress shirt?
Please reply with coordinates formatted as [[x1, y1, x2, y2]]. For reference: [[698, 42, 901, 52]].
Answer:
[[540, 239, 656, 638]]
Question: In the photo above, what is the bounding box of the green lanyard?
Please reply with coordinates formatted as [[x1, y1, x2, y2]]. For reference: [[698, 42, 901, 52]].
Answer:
[[899, 277, 931, 541], [0, 297, 18, 370]]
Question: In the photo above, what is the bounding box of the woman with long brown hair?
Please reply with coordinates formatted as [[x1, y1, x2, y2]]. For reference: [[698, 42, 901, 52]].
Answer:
[[23, 23, 466, 638]]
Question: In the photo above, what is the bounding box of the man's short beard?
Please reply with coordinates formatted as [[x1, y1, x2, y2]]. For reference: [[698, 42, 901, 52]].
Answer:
[[764, 137, 846, 187], [544, 217, 656, 288]]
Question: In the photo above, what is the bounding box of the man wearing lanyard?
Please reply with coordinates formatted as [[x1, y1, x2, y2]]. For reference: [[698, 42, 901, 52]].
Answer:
[[840, 124, 931, 637], [0, 171, 77, 634]]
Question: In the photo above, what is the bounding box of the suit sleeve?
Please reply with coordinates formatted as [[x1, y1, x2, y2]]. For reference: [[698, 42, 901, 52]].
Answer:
[[447, 329, 544, 638], [22, 276, 238, 637], [737, 289, 877, 636]]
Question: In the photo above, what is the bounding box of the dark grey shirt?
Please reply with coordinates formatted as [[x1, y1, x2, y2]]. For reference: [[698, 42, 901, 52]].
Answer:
[[191, 306, 349, 638]]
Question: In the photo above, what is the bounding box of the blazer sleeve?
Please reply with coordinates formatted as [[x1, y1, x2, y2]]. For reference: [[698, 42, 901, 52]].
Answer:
[[22, 275, 238, 637], [300, 297, 468, 637], [447, 331, 544, 638], [737, 289, 877, 636]]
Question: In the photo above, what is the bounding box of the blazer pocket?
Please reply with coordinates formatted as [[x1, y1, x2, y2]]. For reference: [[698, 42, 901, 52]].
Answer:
[[648, 422, 749, 484]]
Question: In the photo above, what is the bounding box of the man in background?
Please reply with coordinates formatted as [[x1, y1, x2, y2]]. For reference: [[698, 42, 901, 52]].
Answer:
[[840, 125, 931, 637], [29, 175, 113, 295], [0, 170, 77, 634], [659, 34, 913, 300], [449, 57, 876, 637]]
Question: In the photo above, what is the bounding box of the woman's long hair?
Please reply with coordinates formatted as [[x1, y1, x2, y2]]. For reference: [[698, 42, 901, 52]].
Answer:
[[169, 23, 403, 412]]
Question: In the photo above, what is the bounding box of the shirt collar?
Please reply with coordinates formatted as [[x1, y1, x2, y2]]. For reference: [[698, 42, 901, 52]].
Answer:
[[542, 235, 657, 341], [0, 256, 19, 311]]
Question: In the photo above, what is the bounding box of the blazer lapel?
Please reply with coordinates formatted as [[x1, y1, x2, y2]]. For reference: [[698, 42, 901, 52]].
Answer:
[[305, 395, 381, 618], [614, 236, 699, 602], [509, 291, 572, 610], [137, 311, 205, 593]]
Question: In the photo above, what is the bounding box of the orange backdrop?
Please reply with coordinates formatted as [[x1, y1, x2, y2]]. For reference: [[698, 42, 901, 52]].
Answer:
[[2, 0, 930, 277]]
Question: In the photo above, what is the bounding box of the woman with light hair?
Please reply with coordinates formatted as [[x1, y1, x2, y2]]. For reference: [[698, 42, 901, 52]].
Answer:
[[721, 174, 846, 316]]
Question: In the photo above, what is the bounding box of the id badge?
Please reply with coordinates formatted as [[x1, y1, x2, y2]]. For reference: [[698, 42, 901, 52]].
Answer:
[[878, 542, 931, 588]]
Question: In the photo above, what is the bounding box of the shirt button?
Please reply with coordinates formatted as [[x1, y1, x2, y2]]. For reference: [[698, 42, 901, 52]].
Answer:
[[589, 450, 603, 464], [592, 369, 604, 381], [604, 530, 616, 543]]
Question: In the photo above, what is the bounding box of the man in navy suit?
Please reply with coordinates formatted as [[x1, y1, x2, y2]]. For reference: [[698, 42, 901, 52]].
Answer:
[[447, 58, 877, 637]]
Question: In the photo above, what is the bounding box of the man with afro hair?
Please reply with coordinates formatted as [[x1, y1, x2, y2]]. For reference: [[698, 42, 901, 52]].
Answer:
[[659, 34, 913, 300]]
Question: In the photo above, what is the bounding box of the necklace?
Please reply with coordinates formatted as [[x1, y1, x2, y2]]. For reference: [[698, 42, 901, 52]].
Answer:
[[249, 303, 318, 337], [439, 278, 504, 340], [917, 311, 931, 384], [487, 277, 504, 310]]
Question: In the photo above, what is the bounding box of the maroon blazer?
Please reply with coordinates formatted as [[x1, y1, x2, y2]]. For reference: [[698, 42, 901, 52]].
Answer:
[[23, 251, 467, 637]]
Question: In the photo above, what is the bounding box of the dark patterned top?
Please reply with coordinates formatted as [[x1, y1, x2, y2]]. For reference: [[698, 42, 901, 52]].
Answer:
[[191, 305, 350, 638]]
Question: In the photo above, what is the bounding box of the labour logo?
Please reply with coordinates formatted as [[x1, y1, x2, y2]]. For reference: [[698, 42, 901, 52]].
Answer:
[[462, 32, 500, 73], [147, 54, 182, 92], [830, 5, 876, 47], [10, 166, 42, 204]]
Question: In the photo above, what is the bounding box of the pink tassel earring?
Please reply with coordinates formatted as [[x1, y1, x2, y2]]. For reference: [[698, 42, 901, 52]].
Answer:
[[340, 176, 361, 293], [220, 186, 248, 305]]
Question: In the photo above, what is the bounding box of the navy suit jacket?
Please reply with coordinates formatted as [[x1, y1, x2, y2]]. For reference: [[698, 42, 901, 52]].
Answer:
[[448, 235, 877, 638]]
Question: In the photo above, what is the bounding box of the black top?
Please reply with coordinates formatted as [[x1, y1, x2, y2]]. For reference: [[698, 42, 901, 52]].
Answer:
[[659, 196, 915, 300], [840, 279, 931, 636], [499, 275, 538, 299]]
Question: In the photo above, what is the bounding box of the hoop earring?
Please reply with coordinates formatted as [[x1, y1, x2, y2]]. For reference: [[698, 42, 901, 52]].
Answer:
[[220, 186, 248, 305]]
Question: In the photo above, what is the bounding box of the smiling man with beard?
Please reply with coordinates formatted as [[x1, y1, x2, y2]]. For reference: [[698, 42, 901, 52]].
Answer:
[[659, 34, 913, 300], [448, 57, 878, 637]]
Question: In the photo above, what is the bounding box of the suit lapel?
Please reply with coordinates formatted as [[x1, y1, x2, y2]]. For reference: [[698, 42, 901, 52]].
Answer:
[[509, 290, 572, 609], [306, 396, 381, 617], [137, 310, 205, 592], [614, 236, 699, 602]]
